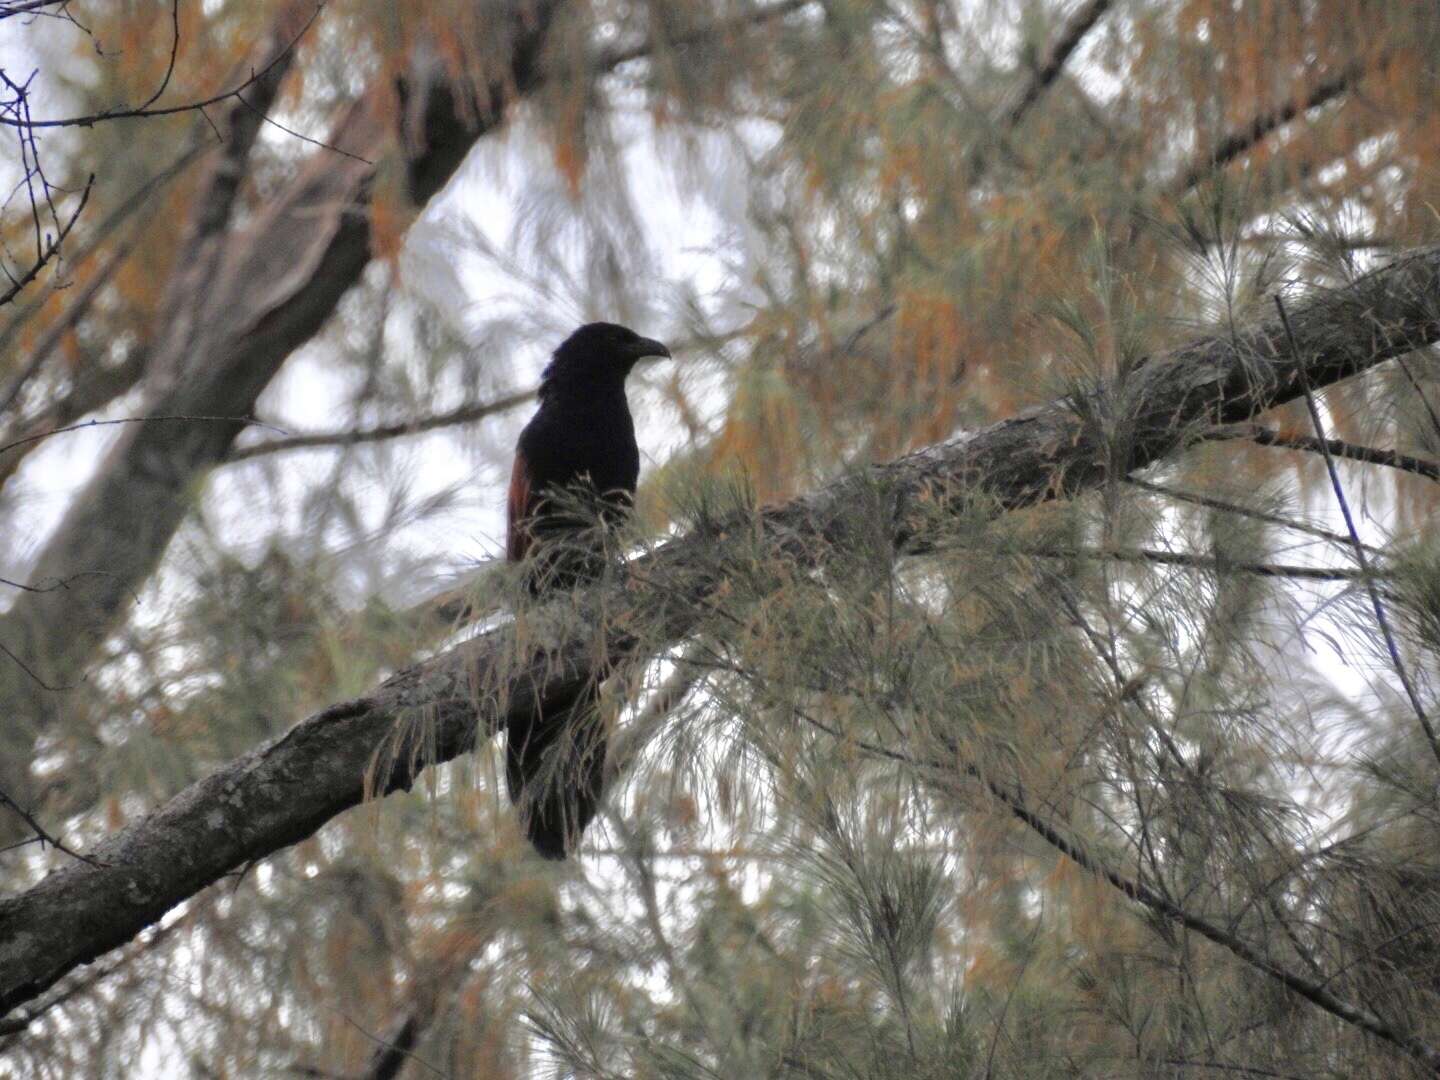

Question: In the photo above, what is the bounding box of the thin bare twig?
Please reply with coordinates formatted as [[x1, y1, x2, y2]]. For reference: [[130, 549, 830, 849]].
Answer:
[[0, 569, 121, 594], [0, 414, 288, 458], [0, 638, 73, 691], [1207, 424, 1440, 484], [1275, 294, 1440, 768], [0, 783, 102, 865], [1126, 477, 1382, 554], [135, 0, 181, 113], [0, 350, 147, 489], [231, 89, 372, 165], [0, 173, 92, 307], [0, 4, 329, 132], [0, 0, 75, 18], [227, 391, 535, 462]]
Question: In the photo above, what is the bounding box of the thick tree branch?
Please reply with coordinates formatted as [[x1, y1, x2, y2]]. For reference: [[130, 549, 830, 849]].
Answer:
[[2, 244, 1438, 1017]]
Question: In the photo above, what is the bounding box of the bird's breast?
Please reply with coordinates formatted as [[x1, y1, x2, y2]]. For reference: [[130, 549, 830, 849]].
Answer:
[[520, 398, 639, 498]]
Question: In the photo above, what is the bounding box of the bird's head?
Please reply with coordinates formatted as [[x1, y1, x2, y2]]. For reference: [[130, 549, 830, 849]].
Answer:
[[541, 322, 671, 394]]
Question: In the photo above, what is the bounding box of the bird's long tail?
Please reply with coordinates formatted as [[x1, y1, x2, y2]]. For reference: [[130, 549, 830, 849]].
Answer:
[[505, 683, 607, 860]]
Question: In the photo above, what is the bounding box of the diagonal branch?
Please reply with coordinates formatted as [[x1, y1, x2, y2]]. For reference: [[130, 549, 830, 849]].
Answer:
[[796, 683, 1440, 1070], [1170, 57, 1376, 197], [2, 243, 1438, 1017], [971, 757, 1440, 1071], [0, 0, 799, 773], [1003, 0, 1112, 130]]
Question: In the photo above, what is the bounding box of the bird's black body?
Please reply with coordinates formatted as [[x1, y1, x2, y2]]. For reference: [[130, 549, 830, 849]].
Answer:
[[505, 322, 669, 859]]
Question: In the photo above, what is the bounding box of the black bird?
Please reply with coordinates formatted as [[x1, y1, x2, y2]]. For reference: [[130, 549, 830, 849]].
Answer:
[[506, 322, 670, 859]]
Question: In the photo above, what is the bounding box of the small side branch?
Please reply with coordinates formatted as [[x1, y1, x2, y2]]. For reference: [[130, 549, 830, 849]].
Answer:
[[0, 784, 102, 865], [0, 4, 326, 131], [0, 414, 287, 458], [0, 1, 78, 18], [1004, 0, 1112, 129], [226, 391, 535, 463], [1126, 477, 1381, 554], [977, 766, 1440, 1072], [1015, 543, 1377, 583], [1171, 58, 1374, 195], [1207, 424, 1440, 484], [798, 702, 1440, 1073], [0, 173, 92, 307]]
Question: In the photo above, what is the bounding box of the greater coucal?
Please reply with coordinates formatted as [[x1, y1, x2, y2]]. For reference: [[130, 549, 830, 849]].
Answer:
[[506, 321, 670, 859]]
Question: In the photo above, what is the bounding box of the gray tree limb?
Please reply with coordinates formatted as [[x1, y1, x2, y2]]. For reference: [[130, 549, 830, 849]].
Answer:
[[2, 243, 1437, 1017]]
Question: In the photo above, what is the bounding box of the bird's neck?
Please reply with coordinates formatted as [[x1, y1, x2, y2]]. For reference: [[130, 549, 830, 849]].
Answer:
[[538, 373, 631, 414]]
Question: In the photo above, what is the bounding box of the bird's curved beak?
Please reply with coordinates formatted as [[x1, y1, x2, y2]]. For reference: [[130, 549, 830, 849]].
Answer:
[[626, 337, 671, 361]]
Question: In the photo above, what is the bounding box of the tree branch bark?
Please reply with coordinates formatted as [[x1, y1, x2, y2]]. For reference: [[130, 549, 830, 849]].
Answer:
[[2, 244, 1437, 1017]]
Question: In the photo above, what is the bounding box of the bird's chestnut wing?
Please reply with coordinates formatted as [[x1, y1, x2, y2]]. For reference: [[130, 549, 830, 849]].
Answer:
[[506, 450, 536, 563]]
